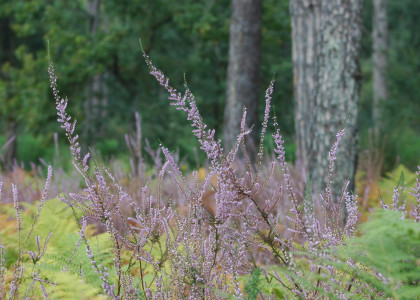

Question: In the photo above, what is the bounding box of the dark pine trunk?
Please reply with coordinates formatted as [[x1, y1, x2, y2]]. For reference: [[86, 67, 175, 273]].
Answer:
[[0, 16, 18, 171], [223, 0, 262, 161], [83, 0, 109, 145]]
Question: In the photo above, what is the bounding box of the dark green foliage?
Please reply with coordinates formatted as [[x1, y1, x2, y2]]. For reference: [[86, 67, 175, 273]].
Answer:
[[0, 0, 419, 169], [0, 0, 297, 167], [360, 0, 420, 171], [244, 268, 262, 300]]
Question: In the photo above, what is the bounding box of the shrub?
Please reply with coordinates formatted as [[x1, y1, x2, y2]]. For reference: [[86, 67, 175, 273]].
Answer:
[[0, 47, 419, 299], [286, 209, 420, 299]]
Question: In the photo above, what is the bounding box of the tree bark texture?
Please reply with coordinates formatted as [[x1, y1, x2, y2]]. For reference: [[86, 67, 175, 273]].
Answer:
[[290, 0, 362, 195], [83, 0, 109, 144], [224, 0, 262, 160], [372, 0, 388, 136]]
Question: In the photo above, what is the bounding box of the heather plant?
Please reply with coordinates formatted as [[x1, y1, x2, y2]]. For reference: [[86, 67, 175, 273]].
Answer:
[[378, 165, 420, 218], [43, 44, 371, 299], [292, 209, 420, 299], [0, 195, 123, 298], [0, 47, 418, 298], [0, 166, 54, 298], [355, 137, 420, 222], [0, 163, 81, 206]]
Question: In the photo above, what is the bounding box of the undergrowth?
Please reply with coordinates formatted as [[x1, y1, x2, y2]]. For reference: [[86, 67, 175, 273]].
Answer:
[[0, 47, 419, 299]]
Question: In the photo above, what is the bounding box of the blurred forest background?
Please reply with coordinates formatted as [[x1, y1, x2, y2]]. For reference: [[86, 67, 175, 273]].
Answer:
[[0, 0, 419, 174]]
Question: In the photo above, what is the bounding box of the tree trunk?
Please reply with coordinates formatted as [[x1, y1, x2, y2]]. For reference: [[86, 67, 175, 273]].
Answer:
[[223, 0, 262, 160], [372, 0, 388, 136], [83, 0, 109, 144], [0, 16, 18, 171], [290, 0, 362, 195], [3, 118, 18, 172]]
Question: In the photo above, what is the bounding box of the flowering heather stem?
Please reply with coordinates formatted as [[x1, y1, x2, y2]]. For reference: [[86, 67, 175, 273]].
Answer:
[[411, 166, 420, 222], [142, 51, 224, 169], [48, 60, 90, 177], [24, 166, 52, 250], [272, 117, 306, 234], [0, 240, 5, 299], [227, 108, 252, 164], [257, 80, 274, 171], [12, 184, 22, 245], [326, 129, 346, 205], [78, 218, 117, 298], [9, 184, 23, 299]]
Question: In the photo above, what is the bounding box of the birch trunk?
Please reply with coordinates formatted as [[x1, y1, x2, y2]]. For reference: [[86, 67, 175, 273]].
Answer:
[[290, 0, 362, 195]]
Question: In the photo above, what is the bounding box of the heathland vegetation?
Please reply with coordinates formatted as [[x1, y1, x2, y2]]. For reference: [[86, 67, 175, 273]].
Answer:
[[1, 0, 420, 299]]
